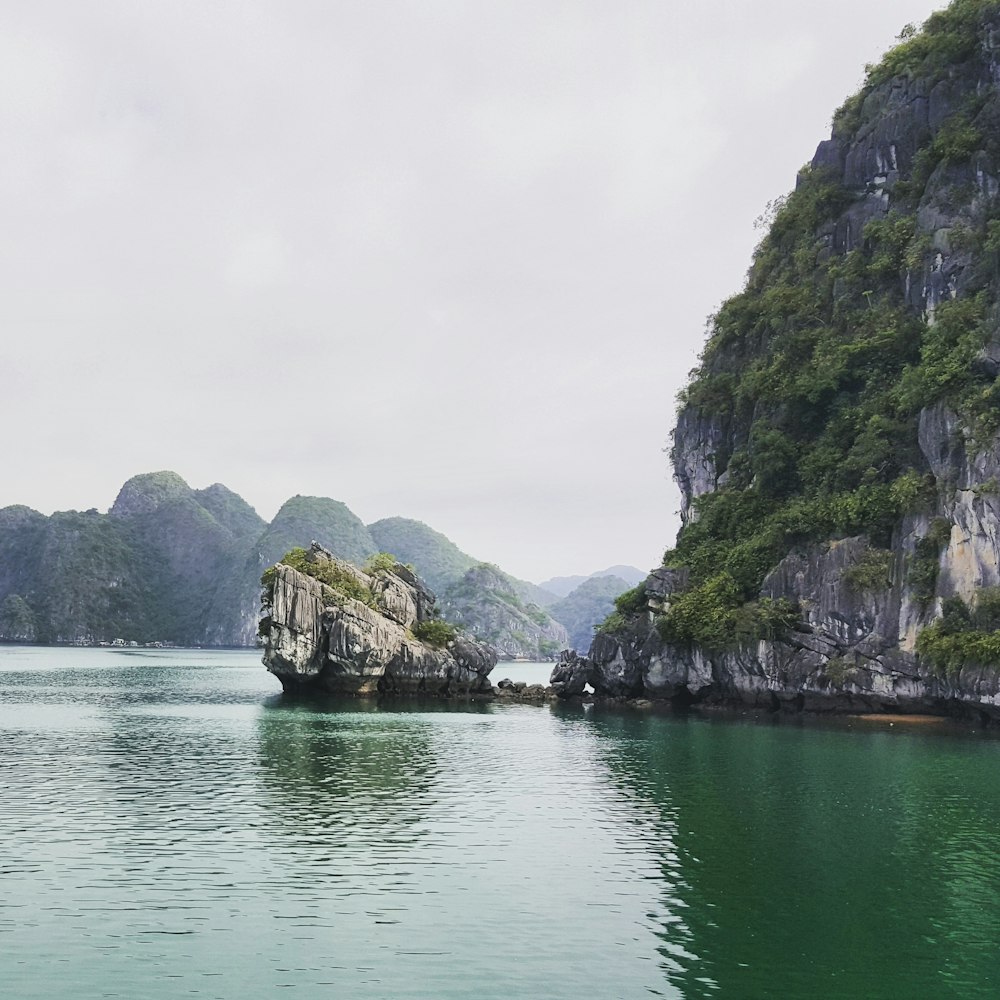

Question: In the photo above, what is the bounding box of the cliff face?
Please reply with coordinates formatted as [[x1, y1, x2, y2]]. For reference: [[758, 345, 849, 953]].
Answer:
[[584, 3, 1000, 720], [261, 543, 496, 696]]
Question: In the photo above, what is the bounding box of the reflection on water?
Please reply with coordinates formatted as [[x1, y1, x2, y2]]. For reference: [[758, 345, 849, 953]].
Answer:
[[567, 705, 1000, 999], [0, 649, 679, 999], [1, 647, 999, 998]]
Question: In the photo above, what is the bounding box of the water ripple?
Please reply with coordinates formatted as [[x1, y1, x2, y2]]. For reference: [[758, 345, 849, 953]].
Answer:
[[3, 648, 1000, 998]]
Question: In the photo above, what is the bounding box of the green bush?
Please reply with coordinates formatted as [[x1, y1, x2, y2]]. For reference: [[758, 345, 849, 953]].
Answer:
[[916, 588, 1000, 674], [842, 548, 894, 592], [825, 655, 856, 686], [412, 618, 457, 649], [265, 547, 377, 608], [614, 584, 648, 615], [595, 611, 627, 635], [656, 572, 799, 650], [364, 552, 399, 575]]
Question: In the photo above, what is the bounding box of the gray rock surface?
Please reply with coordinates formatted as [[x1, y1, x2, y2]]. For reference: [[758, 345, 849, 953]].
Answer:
[[549, 649, 591, 698], [590, 397, 1000, 719], [261, 543, 496, 697]]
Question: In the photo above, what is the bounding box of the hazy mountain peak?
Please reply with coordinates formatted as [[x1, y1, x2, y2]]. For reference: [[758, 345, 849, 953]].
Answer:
[[538, 564, 645, 598], [109, 471, 192, 518]]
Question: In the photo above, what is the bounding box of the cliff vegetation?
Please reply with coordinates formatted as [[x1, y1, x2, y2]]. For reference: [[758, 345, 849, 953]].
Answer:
[[574, 0, 1000, 717], [662, 0, 1000, 653]]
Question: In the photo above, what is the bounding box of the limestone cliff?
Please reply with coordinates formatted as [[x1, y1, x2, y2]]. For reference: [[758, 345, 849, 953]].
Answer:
[[578, 3, 1000, 720], [260, 543, 496, 696]]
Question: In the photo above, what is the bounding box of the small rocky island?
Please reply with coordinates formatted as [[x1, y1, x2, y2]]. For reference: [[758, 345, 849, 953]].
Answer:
[[260, 543, 497, 696]]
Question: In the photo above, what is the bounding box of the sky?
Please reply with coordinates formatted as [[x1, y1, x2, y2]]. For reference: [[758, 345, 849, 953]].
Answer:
[[0, 0, 948, 583]]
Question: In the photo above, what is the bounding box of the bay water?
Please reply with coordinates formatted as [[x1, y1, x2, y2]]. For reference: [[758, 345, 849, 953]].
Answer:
[[1, 646, 999, 998]]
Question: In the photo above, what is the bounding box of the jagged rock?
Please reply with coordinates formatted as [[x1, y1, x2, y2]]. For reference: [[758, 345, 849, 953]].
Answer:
[[261, 543, 496, 697], [673, 408, 729, 521], [549, 649, 592, 697]]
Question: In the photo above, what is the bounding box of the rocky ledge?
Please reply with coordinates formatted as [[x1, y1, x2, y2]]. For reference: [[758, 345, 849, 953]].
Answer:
[[260, 543, 496, 696]]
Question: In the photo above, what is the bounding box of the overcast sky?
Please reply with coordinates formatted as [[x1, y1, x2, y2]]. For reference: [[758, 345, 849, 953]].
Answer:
[[1, 0, 946, 582]]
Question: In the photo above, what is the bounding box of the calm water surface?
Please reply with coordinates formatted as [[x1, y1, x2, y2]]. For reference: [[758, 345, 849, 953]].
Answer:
[[1, 646, 999, 999]]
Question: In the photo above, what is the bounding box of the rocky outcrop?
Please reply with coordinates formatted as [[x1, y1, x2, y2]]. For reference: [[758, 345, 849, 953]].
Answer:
[[673, 408, 730, 522], [587, 398, 1000, 720], [261, 543, 496, 696], [592, 9, 1000, 722], [549, 649, 592, 698]]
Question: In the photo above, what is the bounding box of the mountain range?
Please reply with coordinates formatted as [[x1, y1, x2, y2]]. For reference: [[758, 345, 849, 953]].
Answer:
[[0, 470, 634, 657]]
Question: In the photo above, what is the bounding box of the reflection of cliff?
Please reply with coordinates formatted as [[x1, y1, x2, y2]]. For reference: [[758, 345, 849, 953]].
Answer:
[[571, 706, 1000, 998], [253, 700, 447, 839]]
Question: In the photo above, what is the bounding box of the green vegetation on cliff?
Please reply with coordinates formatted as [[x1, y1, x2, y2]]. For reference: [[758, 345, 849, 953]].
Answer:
[[916, 589, 1000, 673], [411, 618, 457, 649], [263, 547, 376, 608], [367, 518, 476, 593], [659, 1, 1000, 649]]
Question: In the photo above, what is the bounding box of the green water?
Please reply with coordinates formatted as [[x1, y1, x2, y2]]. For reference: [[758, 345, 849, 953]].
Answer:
[[1, 646, 998, 998]]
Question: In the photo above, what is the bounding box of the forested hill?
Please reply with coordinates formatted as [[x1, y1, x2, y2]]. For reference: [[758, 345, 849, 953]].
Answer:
[[584, 1, 1000, 717], [0, 472, 572, 653]]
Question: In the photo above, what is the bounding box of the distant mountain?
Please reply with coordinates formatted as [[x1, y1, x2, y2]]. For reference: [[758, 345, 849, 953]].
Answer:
[[549, 575, 631, 653], [538, 565, 646, 599], [368, 517, 477, 594], [367, 516, 560, 609], [0, 472, 567, 652], [440, 564, 568, 660], [0, 472, 266, 645], [202, 494, 378, 647]]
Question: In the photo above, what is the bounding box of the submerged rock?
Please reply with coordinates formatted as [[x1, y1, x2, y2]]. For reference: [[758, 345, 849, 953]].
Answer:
[[260, 543, 496, 697]]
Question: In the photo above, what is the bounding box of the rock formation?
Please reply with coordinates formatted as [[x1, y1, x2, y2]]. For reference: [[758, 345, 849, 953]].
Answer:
[[260, 543, 496, 696], [575, 4, 1000, 720]]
